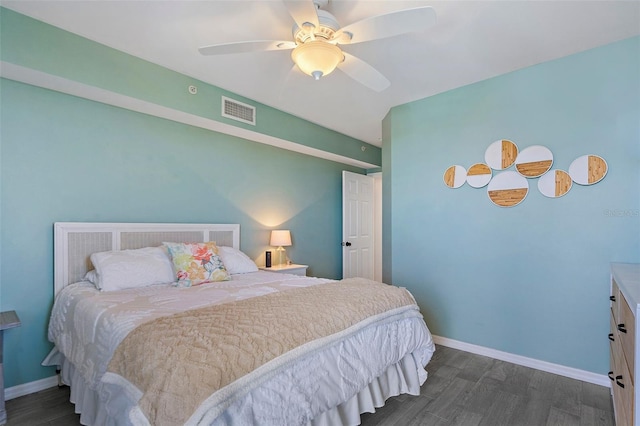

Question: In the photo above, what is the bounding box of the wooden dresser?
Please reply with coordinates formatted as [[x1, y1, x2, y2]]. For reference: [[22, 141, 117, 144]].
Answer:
[[610, 263, 640, 426]]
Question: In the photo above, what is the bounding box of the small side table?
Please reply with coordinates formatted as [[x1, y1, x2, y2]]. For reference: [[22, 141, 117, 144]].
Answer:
[[259, 264, 308, 276], [0, 311, 21, 426]]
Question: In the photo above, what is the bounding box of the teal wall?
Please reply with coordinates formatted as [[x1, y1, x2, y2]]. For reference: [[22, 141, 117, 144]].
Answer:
[[0, 78, 360, 388], [384, 36, 640, 374]]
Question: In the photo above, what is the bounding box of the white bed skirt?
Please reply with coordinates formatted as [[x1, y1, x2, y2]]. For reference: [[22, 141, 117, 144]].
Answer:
[[310, 353, 424, 426], [47, 350, 425, 426]]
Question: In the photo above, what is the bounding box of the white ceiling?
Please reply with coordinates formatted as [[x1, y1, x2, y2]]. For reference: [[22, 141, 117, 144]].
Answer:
[[2, 1, 639, 146]]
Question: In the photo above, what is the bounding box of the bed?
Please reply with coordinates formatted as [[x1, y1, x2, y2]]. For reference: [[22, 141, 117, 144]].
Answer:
[[43, 222, 435, 425]]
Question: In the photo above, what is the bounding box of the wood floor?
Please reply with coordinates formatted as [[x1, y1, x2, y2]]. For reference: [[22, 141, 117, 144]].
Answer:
[[361, 345, 614, 426], [5, 345, 614, 426]]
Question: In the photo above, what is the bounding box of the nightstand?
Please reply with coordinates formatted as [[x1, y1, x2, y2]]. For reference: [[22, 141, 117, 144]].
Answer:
[[259, 264, 308, 276], [0, 311, 20, 425]]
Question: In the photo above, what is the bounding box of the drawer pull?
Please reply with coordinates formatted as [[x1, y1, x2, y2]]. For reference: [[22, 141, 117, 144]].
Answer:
[[617, 324, 627, 333], [610, 296, 616, 302], [608, 333, 615, 341], [616, 375, 625, 388], [608, 371, 615, 381]]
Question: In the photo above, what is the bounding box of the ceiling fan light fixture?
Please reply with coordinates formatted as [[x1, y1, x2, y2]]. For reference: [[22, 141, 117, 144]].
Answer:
[[291, 41, 343, 80]]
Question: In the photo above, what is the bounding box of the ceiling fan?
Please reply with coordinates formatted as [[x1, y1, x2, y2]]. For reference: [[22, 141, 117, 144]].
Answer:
[[198, 0, 437, 92]]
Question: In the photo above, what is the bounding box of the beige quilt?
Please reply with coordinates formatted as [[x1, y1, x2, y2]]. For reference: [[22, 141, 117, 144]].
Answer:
[[106, 277, 419, 425]]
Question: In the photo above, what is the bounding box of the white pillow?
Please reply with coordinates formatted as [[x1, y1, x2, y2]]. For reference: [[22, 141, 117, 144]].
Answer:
[[89, 246, 175, 291], [217, 246, 258, 275]]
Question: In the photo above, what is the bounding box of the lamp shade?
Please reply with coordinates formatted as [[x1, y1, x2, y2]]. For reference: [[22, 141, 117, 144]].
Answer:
[[291, 41, 344, 80], [270, 230, 292, 247]]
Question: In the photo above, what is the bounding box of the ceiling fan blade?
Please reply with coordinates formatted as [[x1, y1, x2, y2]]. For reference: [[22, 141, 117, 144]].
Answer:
[[338, 52, 390, 92], [199, 40, 296, 56], [335, 6, 436, 45], [282, 0, 319, 31]]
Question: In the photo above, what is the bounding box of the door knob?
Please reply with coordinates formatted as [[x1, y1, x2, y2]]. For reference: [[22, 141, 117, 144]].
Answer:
[[341, 242, 352, 247]]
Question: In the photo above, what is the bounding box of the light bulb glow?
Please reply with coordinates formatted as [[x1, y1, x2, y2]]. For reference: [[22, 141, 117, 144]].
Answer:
[[291, 41, 343, 79]]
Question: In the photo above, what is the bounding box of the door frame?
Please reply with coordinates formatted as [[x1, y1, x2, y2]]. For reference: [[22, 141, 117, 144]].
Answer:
[[371, 172, 382, 282]]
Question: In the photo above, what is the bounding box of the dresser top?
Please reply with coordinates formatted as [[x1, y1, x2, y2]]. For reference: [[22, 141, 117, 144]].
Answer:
[[612, 263, 640, 310]]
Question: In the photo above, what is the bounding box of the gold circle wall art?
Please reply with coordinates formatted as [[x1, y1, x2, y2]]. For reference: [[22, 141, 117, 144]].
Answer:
[[538, 170, 572, 198], [443, 165, 467, 188], [485, 139, 519, 170], [487, 171, 529, 207], [514, 145, 554, 178], [466, 163, 492, 188], [568, 154, 608, 185]]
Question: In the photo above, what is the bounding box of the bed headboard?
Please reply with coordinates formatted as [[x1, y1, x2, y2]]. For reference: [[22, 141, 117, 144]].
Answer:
[[54, 222, 240, 295]]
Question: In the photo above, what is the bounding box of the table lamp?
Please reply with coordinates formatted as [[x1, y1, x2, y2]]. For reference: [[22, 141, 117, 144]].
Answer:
[[269, 230, 292, 266]]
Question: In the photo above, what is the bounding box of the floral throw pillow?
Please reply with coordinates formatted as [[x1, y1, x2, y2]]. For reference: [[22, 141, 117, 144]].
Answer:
[[163, 242, 230, 287]]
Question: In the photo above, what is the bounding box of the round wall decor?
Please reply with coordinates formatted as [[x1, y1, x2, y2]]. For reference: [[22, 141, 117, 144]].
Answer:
[[485, 139, 518, 170], [487, 171, 529, 207], [466, 163, 492, 188], [443, 165, 467, 188], [538, 169, 572, 198], [568, 154, 608, 185], [515, 145, 553, 178]]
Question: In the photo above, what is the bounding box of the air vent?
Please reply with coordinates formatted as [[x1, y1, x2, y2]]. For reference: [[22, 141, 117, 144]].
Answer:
[[221, 96, 256, 126]]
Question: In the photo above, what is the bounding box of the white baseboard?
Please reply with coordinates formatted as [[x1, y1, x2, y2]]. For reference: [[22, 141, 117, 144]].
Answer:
[[5, 375, 58, 401], [433, 335, 611, 388]]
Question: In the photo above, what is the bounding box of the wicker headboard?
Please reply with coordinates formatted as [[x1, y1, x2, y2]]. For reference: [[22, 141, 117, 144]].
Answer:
[[54, 222, 240, 295]]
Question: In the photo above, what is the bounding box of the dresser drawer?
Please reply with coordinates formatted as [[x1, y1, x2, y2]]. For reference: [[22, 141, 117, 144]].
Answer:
[[619, 290, 636, 379], [610, 263, 640, 426], [611, 312, 619, 349], [612, 278, 621, 323], [612, 343, 632, 426], [609, 342, 632, 425]]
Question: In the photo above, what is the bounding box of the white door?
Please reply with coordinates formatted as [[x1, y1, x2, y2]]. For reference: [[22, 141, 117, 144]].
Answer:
[[342, 171, 374, 279]]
